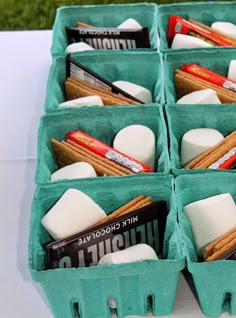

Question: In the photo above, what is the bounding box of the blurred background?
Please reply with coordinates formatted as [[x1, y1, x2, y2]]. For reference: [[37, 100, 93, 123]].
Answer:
[[0, 0, 200, 30]]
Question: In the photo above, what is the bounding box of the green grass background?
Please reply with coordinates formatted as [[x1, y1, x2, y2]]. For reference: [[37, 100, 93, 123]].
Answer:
[[0, 0, 197, 30]]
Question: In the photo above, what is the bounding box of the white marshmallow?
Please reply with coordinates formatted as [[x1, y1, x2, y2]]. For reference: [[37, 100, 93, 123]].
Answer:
[[227, 60, 236, 81], [117, 18, 142, 30], [112, 80, 152, 103], [177, 89, 221, 105], [113, 124, 155, 169], [51, 162, 97, 182], [41, 189, 106, 240], [98, 244, 158, 265], [184, 193, 236, 256], [211, 22, 236, 40], [58, 96, 103, 108], [171, 34, 213, 49], [181, 128, 224, 166], [65, 42, 95, 53], [58, 95, 103, 108]]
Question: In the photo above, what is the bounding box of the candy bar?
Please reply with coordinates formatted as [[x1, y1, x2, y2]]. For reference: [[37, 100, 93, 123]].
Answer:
[[66, 56, 143, 104], [51, 138, 133, 177], [168, 16, 236, 47], [66, 130, 153, 173], [175, 70, 236, 103], [66, 26, 150, 50], [188, 19, 236, 45], [209, 147, 236, 170], [181, 64, 236, 93], [45, 200, 168, 268]]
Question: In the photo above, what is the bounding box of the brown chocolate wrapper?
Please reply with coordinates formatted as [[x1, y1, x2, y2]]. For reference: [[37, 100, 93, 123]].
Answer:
[[45, 201, 168, 268]]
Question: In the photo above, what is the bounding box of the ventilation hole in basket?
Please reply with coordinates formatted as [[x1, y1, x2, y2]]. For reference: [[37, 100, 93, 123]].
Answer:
[[222, 292, 232, 311], [71, 301, 80, 318], [108, 298, 118, 317], [146, 294, 154, 314]]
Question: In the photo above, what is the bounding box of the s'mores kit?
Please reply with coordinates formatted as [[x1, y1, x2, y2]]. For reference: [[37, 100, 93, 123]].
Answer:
[[158, 1, 236, 51], [50, 3, 158, 55], [35, 105, 169, 184], [176, 174, 236, 316], [166, 104, 236, 175], [44, 51, 163, 112], [29, 2, 236, 318], [30, 175, 185, 317]]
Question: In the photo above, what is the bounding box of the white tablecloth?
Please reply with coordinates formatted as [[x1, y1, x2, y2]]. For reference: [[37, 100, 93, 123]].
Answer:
[[0, 30, 234, 318]]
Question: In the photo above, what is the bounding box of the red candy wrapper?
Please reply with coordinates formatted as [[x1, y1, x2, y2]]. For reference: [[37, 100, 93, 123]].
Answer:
[[181, 64, 236, 92], [168, 16, 234, 47], [209, 148, 236, 170], [66, 130, 153, 173]]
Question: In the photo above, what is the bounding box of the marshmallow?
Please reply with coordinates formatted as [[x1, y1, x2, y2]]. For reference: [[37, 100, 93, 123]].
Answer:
[[171, 34, 213, 49], [41, 189, 106, 240], [184, 193, 236, 256], [180, 128, 224, 166], [98, 244, 158, 265], [113, 124, 155, 169], [117, 18, 142, 30], [112, 80, 152, 103], [51, 162, 97, 182], [227, 60, 236, 81], [58, 96, 103, 108], [177, 89, 221, 105], [211, 22, 236, 40], [65, 42, 95, 53]]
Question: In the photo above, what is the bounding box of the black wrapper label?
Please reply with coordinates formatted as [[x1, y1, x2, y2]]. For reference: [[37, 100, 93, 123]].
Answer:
[[45, 201, 168, 268], [66, 56, 144, 103], [66, 27, 151, 50]]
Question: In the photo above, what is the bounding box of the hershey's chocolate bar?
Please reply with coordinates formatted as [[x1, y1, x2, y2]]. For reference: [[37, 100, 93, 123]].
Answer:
[[66, 56, 144, 103], [66, 27, 150, 50], [45, 201, 168, 269]]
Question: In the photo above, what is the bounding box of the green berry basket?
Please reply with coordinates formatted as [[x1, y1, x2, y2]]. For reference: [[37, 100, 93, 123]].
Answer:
[[163, 48, 236, 104], [165, 104, 236, 176], [51, 3, 158, 56], [158, 1, 236, 52], [29, 174, 185, 318], [44, 51, 164, 112], [35, 104, 170, 184], [175, 173, 236, 317]]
